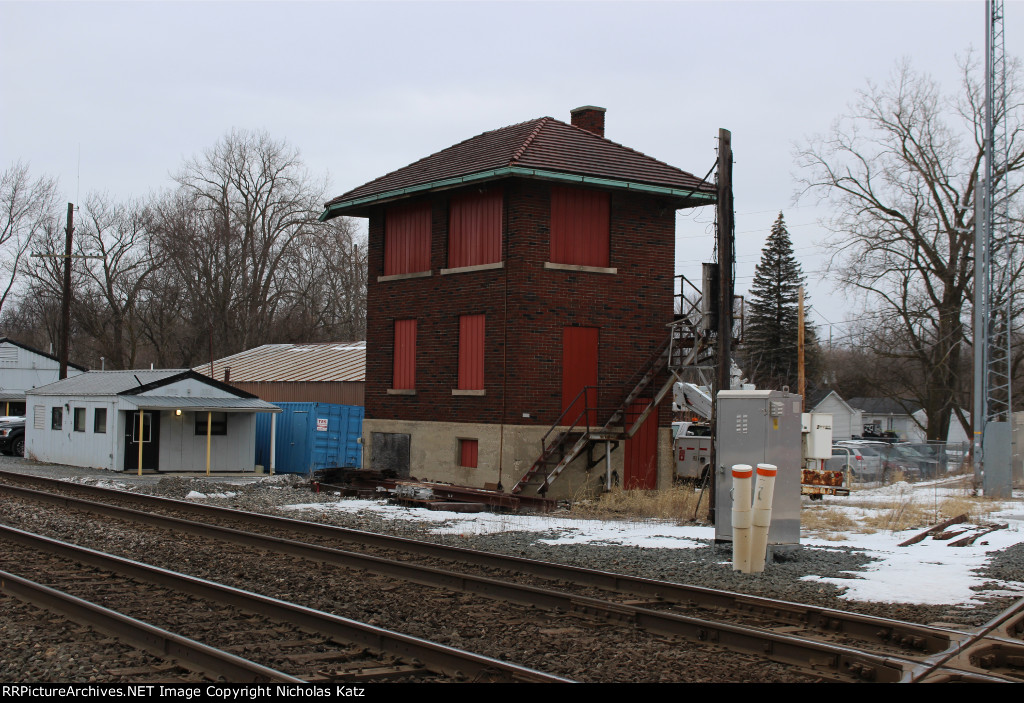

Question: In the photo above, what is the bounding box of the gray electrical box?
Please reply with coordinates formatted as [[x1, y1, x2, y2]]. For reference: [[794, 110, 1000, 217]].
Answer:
[[715, 390, 802, 546]]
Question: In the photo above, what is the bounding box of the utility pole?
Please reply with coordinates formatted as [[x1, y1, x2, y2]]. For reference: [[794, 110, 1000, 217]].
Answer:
[[60, 203, 73, 379], [709, 128, 735, 525]]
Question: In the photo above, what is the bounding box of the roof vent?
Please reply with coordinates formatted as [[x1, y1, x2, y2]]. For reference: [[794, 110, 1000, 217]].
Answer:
[[570, 105, 606, 138]]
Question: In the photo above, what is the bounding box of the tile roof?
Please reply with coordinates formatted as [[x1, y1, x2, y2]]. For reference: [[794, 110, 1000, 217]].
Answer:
[[194, 343, 366, 383], [324, 117, 715, 214]]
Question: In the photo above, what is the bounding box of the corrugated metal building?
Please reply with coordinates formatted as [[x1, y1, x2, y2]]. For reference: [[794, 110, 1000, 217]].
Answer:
[[195, 342, 365, 406], [0, 337, 87, 416], [25, 370, 280, 473]]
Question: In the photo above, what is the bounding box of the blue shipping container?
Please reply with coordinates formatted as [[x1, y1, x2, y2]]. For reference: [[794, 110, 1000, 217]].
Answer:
[[254, 403, 363, 474]]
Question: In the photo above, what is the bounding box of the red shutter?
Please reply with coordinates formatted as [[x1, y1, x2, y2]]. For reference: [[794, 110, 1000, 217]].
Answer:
[[624, 399, 658, 489], [562, 326, 599, 426], [449, 189, 502, 268], [458, 314, 485, 390], [393, 319, 417, 389], [385, 202, 431, 275], [459, 438, 478, 468], [550, 187, 610, 267]]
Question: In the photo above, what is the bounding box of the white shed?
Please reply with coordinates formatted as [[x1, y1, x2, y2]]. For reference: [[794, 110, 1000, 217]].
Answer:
[[25, 369, 280, 473], [0, 337, 87, 416]]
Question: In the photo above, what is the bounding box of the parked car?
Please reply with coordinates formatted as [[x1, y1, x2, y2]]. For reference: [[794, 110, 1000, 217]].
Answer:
[[0, 416, 26, 457], [825, 444, 879, 482], [888, 444, 939, 480]]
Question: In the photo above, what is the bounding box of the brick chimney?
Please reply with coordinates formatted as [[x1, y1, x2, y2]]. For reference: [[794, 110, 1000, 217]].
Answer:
[[570, 105, 606, 138]]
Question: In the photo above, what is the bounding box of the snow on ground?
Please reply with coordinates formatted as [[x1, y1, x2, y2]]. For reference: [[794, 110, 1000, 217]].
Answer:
[[282, 477, 1024, 607]]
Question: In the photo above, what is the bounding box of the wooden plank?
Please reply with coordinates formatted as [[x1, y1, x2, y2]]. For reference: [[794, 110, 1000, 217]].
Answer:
[[898, 513, 968, 547]]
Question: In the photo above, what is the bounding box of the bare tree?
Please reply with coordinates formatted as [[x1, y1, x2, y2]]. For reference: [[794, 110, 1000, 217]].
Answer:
[[0, 162, 58, 319], [796, 56, 1024, 440], [73, 194, 161, 369], [151, 129, 328, 360]]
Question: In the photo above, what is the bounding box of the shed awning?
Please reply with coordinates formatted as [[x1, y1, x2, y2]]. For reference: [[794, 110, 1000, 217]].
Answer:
[[122, 396, 281, 413]]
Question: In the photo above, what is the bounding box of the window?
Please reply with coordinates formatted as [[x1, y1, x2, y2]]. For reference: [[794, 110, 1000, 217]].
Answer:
[[457, 314, 485, 390], [448, 188, 502, 268], [459, 439, 478, 468], [94, 408, 107, 434], [51, 407, 62, 430], [392, 320, 417, 390], [195, 412, 227, 436], [549, 186, 610, 267], [73, 407, 86, 432], [384, 201, 431, 275]]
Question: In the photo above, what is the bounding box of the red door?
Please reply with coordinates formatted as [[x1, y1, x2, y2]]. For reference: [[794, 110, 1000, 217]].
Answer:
[[624, 399, 658, 489], [562, 327, 598, 426]]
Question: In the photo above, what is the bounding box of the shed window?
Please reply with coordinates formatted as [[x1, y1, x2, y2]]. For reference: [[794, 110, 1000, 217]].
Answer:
[[51, 407, 62, 430], [459, 438, 478, 468], [550, 186, 610, 267], [384, 201, 431, 275], [448, 189, 502, 268], [392, 319, 417, 390], [94, 408, 107, 434], [195, 412, 227, 436], [73, 407, 86, 432], [458, 314, 485, 390]]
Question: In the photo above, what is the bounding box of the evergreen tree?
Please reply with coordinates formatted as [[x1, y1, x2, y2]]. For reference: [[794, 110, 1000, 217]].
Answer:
[[741, 212, 819, 391]]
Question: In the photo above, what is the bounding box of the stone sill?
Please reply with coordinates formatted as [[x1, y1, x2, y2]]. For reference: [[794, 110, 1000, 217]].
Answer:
[[440, 262, 504, 276], [377, 271, 432, 283], [543, 262, 617, 275], [451, 389, 486, 396], [386, 389, 417, 396]]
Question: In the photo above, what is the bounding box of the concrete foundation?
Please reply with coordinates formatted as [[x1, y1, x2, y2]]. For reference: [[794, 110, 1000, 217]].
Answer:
[[363, 418, 674, 501]]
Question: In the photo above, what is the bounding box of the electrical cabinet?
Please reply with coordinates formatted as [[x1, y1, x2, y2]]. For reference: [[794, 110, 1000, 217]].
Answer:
[[715, 390, 802, 546]]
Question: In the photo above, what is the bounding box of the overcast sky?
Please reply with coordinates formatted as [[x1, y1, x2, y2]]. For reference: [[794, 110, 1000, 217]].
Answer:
[[1, 1, 1018, 340]]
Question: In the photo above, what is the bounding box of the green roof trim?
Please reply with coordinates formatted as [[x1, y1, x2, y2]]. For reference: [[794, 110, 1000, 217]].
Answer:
[[318, 167, 715, 221]]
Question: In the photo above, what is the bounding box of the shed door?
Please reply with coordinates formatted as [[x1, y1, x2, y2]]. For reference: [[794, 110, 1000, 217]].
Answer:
[[624, 399, 657, 489], [562, 327, 598, 426], [124, 411, 160, 471]]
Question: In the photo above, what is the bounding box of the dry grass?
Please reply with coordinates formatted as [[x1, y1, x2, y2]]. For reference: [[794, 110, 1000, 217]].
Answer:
[[570, 483, 710, 524], [861, 501, 933, 532], [802, 506, 858, 534]]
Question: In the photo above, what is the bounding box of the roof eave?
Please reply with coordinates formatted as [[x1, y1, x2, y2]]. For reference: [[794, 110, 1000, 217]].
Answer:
[[319, 166, 717, 221]]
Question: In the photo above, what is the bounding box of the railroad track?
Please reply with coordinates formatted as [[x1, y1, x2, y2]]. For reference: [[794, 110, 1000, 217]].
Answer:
[[0, 526, 569, 684], [0, 470, 1021, 682]]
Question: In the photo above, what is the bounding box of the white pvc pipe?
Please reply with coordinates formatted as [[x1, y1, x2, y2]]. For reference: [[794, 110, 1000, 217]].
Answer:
[[749, 463, 778, 574], [730, 464, 753, 573]]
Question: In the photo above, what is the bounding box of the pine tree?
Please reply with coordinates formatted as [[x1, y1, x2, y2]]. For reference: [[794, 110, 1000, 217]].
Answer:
[[741, 212, 819, 391]]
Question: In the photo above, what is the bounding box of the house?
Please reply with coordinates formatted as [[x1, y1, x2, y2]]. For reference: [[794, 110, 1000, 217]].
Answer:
[[847, 396, 970, 444], [809, 391, 863, 441], [0, 337, 87, 416], [25, 369, 280, 473], [196, 342, 366, 405], [847, 397, 921, 441], [319, 106, 715, 498]]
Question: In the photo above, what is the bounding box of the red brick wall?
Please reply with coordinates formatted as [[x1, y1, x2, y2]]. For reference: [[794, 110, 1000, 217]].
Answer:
[[364, 180, 676, 429]]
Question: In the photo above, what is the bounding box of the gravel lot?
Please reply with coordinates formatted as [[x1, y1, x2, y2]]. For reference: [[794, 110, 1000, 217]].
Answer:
[[2, 454, 1022, 631]]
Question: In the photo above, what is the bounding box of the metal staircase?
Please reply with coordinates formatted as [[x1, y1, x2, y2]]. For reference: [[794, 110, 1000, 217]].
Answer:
[[512, 314, 711, 496]]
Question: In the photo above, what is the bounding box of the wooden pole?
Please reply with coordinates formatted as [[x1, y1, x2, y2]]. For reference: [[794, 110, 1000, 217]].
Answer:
[[60, 203, 73, 380], [710, 128, 735, 526]]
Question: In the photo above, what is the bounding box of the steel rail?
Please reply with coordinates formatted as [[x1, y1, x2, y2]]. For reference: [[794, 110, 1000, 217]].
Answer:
[[0, 569, 303, 683], [908, 596, 1024, 683], [0, 525, 570, 684], [0, 473, 970, 654], [0, 492, 989, 683]]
